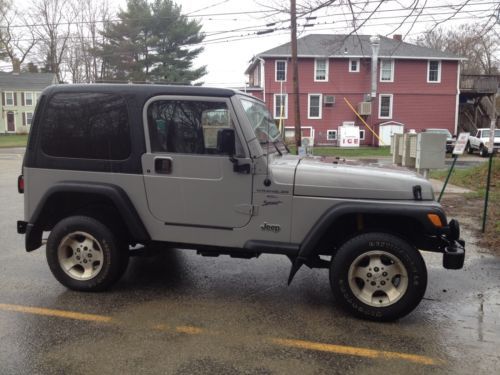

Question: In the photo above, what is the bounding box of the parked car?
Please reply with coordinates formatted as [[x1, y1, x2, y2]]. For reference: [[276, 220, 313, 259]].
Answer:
[[467, 128, 500, 157], [424, 128, 456, 153], [17, 84, 465, 321]]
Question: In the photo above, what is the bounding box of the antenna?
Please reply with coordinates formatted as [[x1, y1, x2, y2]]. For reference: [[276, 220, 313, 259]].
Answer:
[[264, 117, 271, 187]]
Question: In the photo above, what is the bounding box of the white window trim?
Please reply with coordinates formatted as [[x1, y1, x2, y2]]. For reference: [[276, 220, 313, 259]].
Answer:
[[359, 129, 365, 140], [26, 111, 34, 125], [327, 129, 337, 141], [427, 60, 441, 83], [349, 58, 360, 72], [378, 94, 393, 119], [24, 91, 34, 106], [5, 91, 14, 106], [314, 58, 329, 82], [380, 59, 394, 82], [274, 93, 288, 119], [308, 93, 322, 119], [275, 60, 287, 82]]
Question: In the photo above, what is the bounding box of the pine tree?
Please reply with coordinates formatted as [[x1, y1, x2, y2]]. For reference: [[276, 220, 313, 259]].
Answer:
[[100, 0, 206, 83]]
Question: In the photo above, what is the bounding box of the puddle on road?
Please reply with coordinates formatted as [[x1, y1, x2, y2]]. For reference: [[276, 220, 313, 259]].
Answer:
[[422, 225, 500, 373]]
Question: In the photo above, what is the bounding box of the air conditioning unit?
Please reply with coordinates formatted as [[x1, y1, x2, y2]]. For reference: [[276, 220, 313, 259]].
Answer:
[[302, 136, 314, 147], [324, 95, 335, 105], [357, 102, 372, 115]]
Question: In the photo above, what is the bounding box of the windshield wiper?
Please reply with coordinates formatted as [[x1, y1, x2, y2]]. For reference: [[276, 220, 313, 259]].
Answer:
[[272, 140, 282, 156]]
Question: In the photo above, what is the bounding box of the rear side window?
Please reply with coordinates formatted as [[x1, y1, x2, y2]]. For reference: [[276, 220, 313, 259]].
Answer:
[[40, 92, 131, 160]]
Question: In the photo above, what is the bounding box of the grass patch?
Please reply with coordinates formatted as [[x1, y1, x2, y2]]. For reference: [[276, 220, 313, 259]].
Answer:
[[0, 134, 28, 148], [431, 157, 499, 248], [288, 146, 391, 157]]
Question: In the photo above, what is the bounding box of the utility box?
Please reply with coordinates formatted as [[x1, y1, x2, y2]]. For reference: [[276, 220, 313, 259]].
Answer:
[[416, 133, 446, 170], [391, 133, 403, 165], [402, 133, 416, 168]]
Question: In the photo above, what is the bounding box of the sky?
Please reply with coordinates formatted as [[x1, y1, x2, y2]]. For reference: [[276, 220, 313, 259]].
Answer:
[[144, 0, 499, 88], [4, 0, 499, 85]]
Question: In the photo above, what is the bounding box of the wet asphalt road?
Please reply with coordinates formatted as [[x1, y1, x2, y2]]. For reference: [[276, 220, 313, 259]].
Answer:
[[0, 150, 499, 374]]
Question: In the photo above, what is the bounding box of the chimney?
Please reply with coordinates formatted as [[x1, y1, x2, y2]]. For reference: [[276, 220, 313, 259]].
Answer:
[[393, 34, 402, 42]]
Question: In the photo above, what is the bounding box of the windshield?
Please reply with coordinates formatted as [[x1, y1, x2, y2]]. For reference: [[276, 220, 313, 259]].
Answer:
[[239, 98, 281, 144], [482, 129, 500, 138]]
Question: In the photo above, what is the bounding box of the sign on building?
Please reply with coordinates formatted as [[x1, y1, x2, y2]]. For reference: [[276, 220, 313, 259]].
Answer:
[[339, 125, 360, 147]]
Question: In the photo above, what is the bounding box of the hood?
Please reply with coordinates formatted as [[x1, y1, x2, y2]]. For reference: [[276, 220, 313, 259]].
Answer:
[[291, 156, 434, 200]]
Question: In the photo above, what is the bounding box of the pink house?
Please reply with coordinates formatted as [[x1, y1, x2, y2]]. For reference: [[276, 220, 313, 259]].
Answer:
[[244, 34, 463, 146]]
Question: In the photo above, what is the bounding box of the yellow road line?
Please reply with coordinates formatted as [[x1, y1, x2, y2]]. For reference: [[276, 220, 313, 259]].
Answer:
[[175, 325, 204, 335], [0, 303, 112, 323], [270, 338, 442, 366], [0, 302, 443, 366]]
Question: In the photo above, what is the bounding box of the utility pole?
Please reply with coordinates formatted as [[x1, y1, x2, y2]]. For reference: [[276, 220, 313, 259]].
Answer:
[[291, 0, 301, 152]]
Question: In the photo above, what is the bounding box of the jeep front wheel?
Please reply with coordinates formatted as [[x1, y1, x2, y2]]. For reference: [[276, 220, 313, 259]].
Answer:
[[46, 216, 129, 291], [330, 232, 427, 321]]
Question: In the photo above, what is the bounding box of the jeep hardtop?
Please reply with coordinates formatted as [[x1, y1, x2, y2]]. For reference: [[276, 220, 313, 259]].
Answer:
[[17, 84, 465, 321]]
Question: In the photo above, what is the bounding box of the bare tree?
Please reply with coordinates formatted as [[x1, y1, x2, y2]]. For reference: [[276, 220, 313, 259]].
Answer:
[[416, 24, 500, 74], [32, 0, 74, 82], [0, 2, 38, 71], [70, 0, 111, 83]]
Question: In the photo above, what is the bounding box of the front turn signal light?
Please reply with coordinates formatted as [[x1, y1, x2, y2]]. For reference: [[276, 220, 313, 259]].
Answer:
[[427, 213, 443, 228]]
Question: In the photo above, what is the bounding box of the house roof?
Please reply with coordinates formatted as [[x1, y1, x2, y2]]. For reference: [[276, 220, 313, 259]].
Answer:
[[0, 72, 57, 91], [245, 34, 464, 73]]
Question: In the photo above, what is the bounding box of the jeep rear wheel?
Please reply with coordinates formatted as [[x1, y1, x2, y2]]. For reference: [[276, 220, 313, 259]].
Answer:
[[330, 232, 427, 321], [46, 216, 129, 291]]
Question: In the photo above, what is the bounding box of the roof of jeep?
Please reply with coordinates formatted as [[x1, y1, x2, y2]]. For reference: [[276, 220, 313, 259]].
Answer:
[[41, 84, 247, 98]]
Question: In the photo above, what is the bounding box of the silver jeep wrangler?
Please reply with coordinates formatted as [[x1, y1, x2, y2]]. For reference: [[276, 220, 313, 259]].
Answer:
[[17, 84, 465, 321]]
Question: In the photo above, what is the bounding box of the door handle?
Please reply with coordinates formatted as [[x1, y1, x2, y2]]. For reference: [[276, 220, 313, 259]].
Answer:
[[154, 157, 173, 174]]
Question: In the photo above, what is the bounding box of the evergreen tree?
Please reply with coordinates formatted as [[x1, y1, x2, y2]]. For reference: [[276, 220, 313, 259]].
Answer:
[[100, 0, 206, 83]]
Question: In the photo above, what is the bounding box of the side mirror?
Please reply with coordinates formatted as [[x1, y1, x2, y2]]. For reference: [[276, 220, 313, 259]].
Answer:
[[217, 128, 235, 155]]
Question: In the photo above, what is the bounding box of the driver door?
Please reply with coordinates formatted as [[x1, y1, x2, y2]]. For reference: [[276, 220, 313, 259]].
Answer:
[[142, 96, 253, 229]]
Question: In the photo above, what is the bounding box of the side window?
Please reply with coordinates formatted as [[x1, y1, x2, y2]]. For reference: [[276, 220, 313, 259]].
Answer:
[[147, 100, 239, 155], [41, 92, 131, 160]]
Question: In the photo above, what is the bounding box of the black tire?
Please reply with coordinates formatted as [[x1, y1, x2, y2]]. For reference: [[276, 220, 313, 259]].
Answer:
[[46, 216, 129, 291], [330, 232, 427, 322], [479, 144, 489, 157], [466, 142, 474, 154]]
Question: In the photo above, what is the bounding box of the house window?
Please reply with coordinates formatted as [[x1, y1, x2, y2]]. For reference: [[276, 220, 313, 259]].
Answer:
[[327, 130, 337, 140], [275, 60, 287, 81], [349, 59, 360, 72], [274, 94, 288, 119], [359, 129, 365, 140], [308, 94, 322, 119], [428, 60, 441, 83], [379, 94, 393, 119], [314, 58, 328, 81], [5, 91, 14, 106], [380, 59, 394, 82], [26, 112, 33, 125], [25, 92, 33, 106]]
